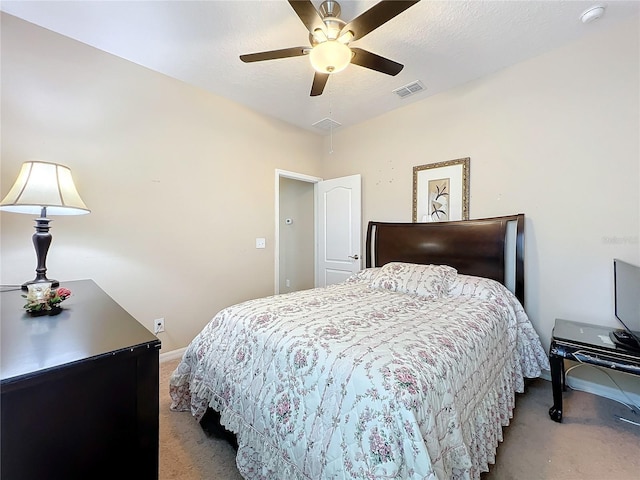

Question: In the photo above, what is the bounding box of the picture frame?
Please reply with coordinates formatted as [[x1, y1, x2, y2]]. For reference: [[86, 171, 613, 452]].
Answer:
[[413, 157, 470, 222]]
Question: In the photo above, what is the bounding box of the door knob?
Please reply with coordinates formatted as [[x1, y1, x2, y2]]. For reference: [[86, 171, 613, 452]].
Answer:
[[349, 254, 359, 260]]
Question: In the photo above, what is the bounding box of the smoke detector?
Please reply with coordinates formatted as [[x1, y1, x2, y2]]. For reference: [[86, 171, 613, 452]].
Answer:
[[581, 5, 605, 23]]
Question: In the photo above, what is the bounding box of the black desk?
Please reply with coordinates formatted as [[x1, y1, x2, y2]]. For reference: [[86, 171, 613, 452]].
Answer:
[[548, 318, 640, 422], [1, 279, 161, 479]]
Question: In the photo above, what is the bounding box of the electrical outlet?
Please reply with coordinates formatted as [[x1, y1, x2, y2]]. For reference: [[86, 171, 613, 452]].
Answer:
[[154, 318, 165, 334]]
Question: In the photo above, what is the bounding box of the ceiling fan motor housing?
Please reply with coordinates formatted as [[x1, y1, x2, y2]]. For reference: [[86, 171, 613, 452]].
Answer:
[[319, 0, 341, 19], [309, 0, 347, 45]]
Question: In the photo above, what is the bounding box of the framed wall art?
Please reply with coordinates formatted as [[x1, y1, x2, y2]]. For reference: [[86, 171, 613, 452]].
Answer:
[[412, 157, 470, 222]]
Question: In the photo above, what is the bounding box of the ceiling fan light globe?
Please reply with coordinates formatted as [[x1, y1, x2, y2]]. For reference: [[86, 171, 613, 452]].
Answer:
[[310, 41, 351, 74], [312, 28, 328, 44], [337, 30, 354, 44]]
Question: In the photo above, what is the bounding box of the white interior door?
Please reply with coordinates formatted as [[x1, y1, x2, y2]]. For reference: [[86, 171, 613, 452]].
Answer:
[[316, 174, 362, 287]]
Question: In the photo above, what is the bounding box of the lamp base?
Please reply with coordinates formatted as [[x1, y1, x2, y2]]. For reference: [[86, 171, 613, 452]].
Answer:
[[22, 278, 60, 291], [22, 211, 59, 291]]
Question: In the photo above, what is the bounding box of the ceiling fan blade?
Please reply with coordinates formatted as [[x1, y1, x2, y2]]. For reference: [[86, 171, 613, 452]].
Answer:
[[310, 72, 330, 96], [240, 47, 309, 63], [350, 48, 404, 76], [341, 1, 420, 41], [288, 0, 325, 34]]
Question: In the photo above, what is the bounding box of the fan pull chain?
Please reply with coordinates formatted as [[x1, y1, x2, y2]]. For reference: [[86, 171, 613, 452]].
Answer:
[[329, 94, 334, 154], [330, 122, 334, 154]]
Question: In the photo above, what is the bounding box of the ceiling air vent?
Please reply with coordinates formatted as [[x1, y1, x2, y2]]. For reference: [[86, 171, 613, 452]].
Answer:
[[312, 117, 342, 131], [392, 80, 425, 99]]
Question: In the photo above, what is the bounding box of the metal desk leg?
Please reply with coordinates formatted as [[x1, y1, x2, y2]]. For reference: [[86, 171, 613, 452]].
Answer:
[[548, 345, 564, 422]]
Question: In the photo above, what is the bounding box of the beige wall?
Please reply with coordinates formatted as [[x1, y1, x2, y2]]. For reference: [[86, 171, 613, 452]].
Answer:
[[321, 18, 640, 357], [0, 14, 323, 352]]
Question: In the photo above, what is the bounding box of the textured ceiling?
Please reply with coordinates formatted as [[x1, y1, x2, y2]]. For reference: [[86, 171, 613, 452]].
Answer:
[[2, 1, 639, 135]]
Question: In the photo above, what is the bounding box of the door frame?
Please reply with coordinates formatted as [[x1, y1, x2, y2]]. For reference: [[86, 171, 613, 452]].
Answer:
[[274, 169, 323, 295]]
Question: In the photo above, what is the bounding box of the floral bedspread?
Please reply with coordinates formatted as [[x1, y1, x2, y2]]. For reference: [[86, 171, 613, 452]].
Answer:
[[170, 269, 549, 479]]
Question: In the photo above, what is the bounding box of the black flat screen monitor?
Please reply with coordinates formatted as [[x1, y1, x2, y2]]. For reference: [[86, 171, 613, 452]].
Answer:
[[611, 258, 640, 351]]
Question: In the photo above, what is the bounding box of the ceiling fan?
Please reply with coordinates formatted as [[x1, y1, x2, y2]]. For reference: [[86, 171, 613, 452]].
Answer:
[[239, 0, 420, 97]]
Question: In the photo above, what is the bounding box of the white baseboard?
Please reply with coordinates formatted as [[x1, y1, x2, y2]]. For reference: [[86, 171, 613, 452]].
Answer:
[[538, 366, 640, 408], [160, 347, 187, 363]]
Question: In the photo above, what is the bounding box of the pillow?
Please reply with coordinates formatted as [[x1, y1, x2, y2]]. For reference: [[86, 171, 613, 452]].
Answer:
[[370, 262, 457, 299]]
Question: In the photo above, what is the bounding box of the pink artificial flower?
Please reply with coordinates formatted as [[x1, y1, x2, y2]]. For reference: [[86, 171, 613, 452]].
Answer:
[[57, 287, 72, 299]]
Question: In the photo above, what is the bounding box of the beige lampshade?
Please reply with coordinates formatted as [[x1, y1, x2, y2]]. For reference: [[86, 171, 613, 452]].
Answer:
[[0, 161, 90, 215]]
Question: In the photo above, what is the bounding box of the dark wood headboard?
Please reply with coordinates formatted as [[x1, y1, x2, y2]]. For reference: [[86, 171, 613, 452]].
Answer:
[[365, 214, 525, 304]]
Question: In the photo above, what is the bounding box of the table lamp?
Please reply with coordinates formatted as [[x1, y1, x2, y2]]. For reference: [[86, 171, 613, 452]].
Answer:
[[0, 161, 90, 290]]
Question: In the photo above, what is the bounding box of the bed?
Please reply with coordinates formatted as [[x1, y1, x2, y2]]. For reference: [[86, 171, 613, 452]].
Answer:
[[169, 213, 549, 479]]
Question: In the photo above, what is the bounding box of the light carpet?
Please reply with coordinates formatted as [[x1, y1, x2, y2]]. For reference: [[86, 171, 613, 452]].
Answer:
[[159, 357, 640, 479]]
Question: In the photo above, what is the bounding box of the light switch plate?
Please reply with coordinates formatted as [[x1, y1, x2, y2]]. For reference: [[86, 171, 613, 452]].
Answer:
[[256, 238, 266, 249]]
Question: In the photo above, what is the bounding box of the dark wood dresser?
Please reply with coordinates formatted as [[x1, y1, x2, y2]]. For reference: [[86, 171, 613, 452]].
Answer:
[[1, 279, 161, 480]]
